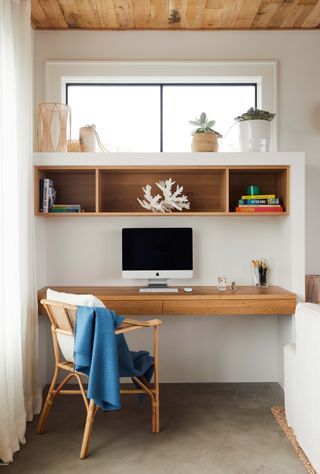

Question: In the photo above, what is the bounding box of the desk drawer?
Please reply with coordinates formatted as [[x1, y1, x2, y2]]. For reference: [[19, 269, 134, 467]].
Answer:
[[163, 299, 296, 315], [102, 300, 162, 316]]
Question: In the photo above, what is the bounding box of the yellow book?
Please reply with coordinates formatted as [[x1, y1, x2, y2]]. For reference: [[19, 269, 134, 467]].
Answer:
[[241, 194, 276, 200]]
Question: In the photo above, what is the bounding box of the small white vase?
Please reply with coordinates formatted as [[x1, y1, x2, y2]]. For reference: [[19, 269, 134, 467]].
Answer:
[[238, 120, 271, 152], [79, 124, 99, 152]]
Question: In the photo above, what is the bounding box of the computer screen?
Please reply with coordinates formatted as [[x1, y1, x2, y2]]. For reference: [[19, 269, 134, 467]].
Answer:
[[122, 228, 193, 275]]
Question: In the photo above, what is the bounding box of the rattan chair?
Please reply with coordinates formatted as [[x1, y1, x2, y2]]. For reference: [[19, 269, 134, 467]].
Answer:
[[37, 299, 162, 459], [305, 274, 320, 303]]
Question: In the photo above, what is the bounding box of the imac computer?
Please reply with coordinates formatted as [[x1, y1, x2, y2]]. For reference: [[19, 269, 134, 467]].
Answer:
[[122, 228, 193, 291]]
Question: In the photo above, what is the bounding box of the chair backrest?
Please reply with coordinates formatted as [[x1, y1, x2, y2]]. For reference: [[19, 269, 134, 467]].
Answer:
[[41, 299, 78, 363], [41, 299, 77, 332], [305, 275, 320, 304]]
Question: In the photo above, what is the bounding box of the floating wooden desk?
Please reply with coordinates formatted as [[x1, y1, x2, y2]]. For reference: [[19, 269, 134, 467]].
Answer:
[[37, 286, 296, 316]]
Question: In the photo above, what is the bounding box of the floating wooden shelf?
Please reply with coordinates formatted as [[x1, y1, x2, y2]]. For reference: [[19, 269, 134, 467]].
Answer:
[[38, 285, 297, 316], [35, 165, 290, 217]]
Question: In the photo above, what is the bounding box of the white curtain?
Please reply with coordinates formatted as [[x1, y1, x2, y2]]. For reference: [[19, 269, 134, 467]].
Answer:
[[0, 0, 41, 463]]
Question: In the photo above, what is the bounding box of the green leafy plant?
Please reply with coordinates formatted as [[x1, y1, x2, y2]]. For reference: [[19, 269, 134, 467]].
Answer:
[[189, 112, 222, 137], [234, 107, 276, 122]]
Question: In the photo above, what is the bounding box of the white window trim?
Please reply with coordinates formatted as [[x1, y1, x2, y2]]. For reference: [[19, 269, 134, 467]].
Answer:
[[45, 60, 278, 151]]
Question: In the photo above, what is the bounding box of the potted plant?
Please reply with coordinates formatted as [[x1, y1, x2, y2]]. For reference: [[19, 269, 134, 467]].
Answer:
[[189, 112, 222, 152], [234, 107, 276, 152]]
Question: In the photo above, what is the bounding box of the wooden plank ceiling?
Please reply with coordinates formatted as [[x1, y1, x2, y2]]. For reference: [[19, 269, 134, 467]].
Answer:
[[31, 0, 320, 30]]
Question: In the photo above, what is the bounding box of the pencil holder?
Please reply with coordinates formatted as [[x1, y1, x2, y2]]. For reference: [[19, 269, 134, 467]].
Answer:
[[251, 266, 259, 286], [258, 271, 268, 287], [251, 259, 268, 287]]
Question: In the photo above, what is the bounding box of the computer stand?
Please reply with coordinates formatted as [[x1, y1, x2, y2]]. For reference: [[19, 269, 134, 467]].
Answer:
[[147, 279, 169, 288], [139, 279, 179, 293]]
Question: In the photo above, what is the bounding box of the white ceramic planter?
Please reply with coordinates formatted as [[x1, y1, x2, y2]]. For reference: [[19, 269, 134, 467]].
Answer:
[[238, 120, 271, 152]]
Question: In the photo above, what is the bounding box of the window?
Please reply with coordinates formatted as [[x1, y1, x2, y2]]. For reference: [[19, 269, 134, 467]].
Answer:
[[45, 60, 277, 151], [67, 85, 161, 152], [162, 84, 256, 152], [67, 83, 256, 152]]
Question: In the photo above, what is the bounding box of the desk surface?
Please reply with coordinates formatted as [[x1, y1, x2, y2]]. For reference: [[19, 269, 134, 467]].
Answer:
[[38, 285, 297, 316]]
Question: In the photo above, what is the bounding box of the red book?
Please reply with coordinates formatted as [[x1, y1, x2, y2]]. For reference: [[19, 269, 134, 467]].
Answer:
[[235, 206, 284, 213]]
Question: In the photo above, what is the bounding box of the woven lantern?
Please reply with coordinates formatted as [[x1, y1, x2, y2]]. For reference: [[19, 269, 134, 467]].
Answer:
[[37, 103, 71, 152]]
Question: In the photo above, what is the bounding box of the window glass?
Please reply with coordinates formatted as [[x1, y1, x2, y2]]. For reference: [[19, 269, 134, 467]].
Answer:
[[67, 83, 256, 152], [163, 85, 256, 152], [67, 85, 160, 152]]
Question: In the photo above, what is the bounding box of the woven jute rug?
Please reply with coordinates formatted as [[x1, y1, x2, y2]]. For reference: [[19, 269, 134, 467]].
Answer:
[[271, 406, 316, 474]]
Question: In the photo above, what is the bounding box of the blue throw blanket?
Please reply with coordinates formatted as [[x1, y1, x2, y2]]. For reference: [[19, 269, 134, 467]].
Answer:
[[74, 306, 154, 411]]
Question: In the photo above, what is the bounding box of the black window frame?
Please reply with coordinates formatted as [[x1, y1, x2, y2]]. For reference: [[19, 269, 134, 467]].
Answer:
[[66, 82, 258, 152]]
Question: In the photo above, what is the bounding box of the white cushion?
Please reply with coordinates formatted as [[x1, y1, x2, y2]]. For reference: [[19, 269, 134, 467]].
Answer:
[[47, 288, 105, 308], [47, 288, 105, 363], [56, 333, 75, 363]]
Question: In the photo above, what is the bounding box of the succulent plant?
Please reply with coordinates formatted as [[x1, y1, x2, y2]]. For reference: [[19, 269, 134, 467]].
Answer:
[[189, 112, 222, 137], [234, 107, 276, 122]]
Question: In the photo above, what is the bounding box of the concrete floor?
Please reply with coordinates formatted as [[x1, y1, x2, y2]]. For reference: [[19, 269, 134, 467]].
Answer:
[[7, 383, 305, 474]]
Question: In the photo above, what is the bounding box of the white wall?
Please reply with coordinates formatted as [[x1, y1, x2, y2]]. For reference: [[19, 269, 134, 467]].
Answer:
[[34, 150, 304, 385], [34, 30, 320, 272], [33, 30, 313, 384]]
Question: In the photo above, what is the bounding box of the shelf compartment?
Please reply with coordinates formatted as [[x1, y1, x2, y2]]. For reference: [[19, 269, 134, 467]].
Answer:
[[34, 164, 290, 217], [228, 166, 289, 214], [35, 167, 96, 214], [98, 168, 227, 214]]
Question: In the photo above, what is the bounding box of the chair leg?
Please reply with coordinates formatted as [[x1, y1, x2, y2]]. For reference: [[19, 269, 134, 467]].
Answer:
[[151, 402, 156, 433], [155, 399, 160, 434], [132, 376, 158, 433], [151, 395, 160, 433], [153, 325, 160, 433], [80, 399, 96, 459], [37, 367, 59, 434]]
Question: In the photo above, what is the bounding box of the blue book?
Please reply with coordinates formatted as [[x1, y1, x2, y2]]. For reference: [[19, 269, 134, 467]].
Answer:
[[239, 198, 280, 205]]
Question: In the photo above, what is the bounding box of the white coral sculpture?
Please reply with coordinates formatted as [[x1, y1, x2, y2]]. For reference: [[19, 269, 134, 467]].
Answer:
[[137, 178, 190, 213]]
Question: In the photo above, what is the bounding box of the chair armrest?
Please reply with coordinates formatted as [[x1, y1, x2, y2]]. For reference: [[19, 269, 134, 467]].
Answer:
[[116, 318, 162, 335], [121, 318, 162, 327], [143, 319, 162, 327]]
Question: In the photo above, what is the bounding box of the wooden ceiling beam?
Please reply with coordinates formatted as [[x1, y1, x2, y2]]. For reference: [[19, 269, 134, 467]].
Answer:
[[184, 0, 206, 29], [168, 0, 186, 28], [93, 0, 120, 29], [218, 0, 245, 29], [301, 0, 320, 26], [114, 0, 134, 29], [233, 0, 264, 29], [268, 0, 302, 29], [58, 0, 102, 29], [31, 0, 320, 29], [31, 0, 69, 29], [132, 0, 151, 29], [252, 0, 283, 29], [150, 0, 169, 29], [293, 2, 318, 25]]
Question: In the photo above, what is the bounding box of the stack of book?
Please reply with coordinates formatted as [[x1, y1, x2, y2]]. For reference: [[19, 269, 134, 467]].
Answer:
[[235, 194, 283, 213], [51, 204, 82, 213], [39, 178, 56, 213], [39, 179, 82, 213]]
